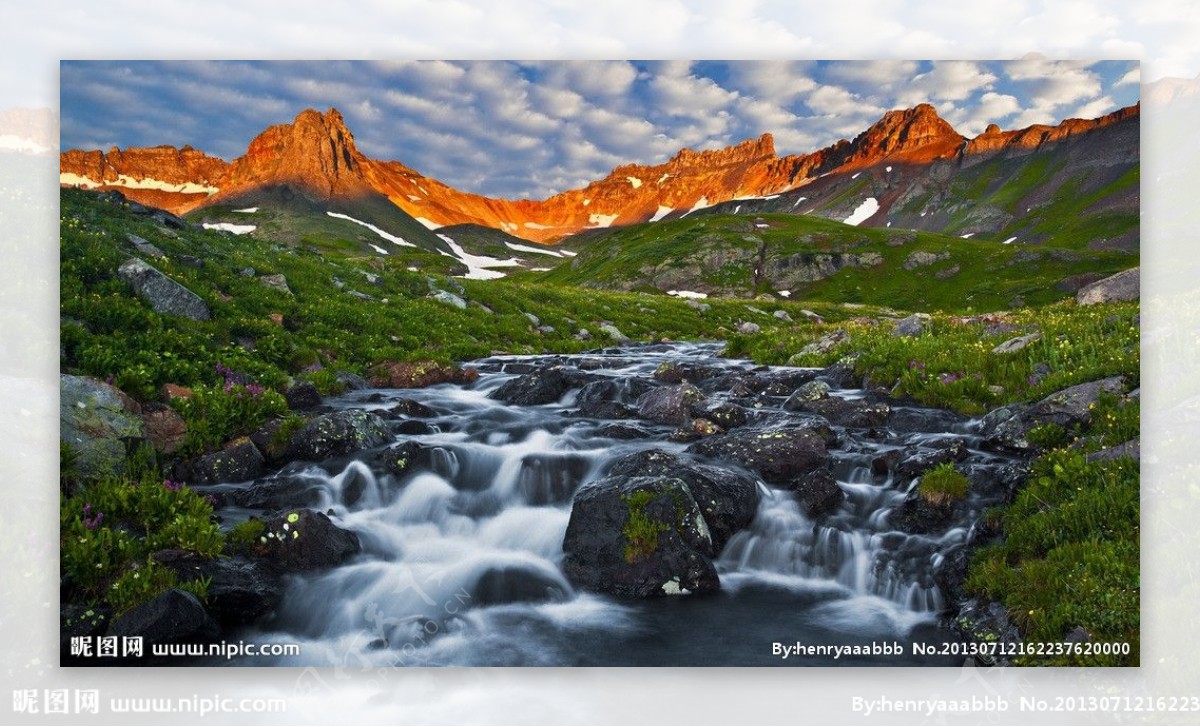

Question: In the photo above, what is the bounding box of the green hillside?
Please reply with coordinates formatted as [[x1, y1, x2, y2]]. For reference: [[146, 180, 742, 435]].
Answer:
[[541, 213, 1135, 311]]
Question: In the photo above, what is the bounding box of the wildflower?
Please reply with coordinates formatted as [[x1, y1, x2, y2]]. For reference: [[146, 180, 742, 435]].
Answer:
[[83, 511, 104, 530], [163, 480, 184, 492]]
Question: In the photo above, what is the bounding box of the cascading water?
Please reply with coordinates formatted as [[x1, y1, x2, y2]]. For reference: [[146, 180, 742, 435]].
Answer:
[[208, 342, 1019, 666]]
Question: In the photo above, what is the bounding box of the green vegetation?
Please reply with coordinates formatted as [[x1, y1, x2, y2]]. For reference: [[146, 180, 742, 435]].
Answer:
[[622, 490, 670, 563], [727, 301, 1138, 415], [541, 213, 1134, 310], [59, 187, 1139, 663], [917, 463, 969, 505], [61, 462, 222, 615], [965, 395, 1139, 665], [726, 298, 1138, 664]]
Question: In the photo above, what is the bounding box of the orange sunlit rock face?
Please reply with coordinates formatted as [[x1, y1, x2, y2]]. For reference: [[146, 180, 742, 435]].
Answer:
[[59, 102, 1140, 243]]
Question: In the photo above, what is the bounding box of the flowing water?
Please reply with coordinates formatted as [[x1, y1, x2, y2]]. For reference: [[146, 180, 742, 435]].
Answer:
[[213, 342, 1019, 666]]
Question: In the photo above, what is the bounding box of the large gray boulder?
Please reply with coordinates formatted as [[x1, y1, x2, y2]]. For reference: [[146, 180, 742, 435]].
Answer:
[[60, 374, 144, 480], [106, 588, 219, 646], [982, 376, 1126, 451], [187, 440, 266, 484], [636, 383, 707, 425], [687, 427, 828, 484], [1076, 268, 1139, 305], [283, 409, 391, 462], [151, 549, 283, 626], [117, 257, 211, 320], [606, 449, 760, 553], [562, 475, 719, 598], [260, 509, 360, 572]]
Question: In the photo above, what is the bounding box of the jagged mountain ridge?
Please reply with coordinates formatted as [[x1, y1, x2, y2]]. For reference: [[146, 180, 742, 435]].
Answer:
[[59, 102, 1139, 246]]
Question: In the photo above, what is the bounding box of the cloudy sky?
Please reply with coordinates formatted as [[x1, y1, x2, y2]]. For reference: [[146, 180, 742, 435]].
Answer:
[[61, 60, 1139, 199]]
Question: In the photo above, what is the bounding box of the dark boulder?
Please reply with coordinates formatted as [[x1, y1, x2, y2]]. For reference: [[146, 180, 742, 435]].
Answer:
[[151, 550, 283, 626], [283, 409, 391, 462], [376, 441, 437, 478], [387, 398, 437, 418], [260, 509, 360, 571], [780, 468, 845, 518], [816, 361, 859, 388], [607, 450, 759, 552], [687, 427, 828, 485], [1087, 438, 1139, 463], [285, 381, 322, 410], [562, 475, 719, 598], [668, 418, 723, 443], [187, 440, 266, 484], [248, 418, 297, 465], [933, 545, 971, 607], [595, 423, 655, 440], [106, 589, 219, 646], [636, 383, 707, 425], [653, 361, 721, 384], [783, 380, 830, 407], [491, 366, 590, 405], [228, 472, 324, 510], [693, 401, 748, 429], [394, 420, 436, 435], [895, 440, 970, 479], [576, 379, 640, 419], [889, 494, 956, 534], [792, 396, 890, 427]]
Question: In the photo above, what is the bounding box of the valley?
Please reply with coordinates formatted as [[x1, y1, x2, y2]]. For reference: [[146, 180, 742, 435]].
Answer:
[[57, 90, 1140, 667]]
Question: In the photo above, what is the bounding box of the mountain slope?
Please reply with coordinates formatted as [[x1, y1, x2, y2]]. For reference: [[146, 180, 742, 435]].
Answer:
[[540, 213, 1133, 310], [696, 105, 1139, 251], [60, 103, 1139, 249]]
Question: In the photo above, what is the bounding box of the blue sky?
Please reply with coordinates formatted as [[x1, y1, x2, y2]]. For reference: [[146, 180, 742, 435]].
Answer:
[[60, 60, 1139, 199]]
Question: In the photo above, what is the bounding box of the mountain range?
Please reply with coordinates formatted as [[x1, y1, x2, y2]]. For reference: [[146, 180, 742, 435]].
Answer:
[[59, 101, 1139, 254]]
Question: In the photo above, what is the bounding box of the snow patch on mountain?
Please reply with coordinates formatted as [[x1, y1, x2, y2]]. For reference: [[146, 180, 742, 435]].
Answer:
[[326, 211, 416, 247], [368, 243, 389, 255], [415, 217, 442, 230], [202, 222, 255, 235], [843, 198, 879, 226], [233, 207, 258, 213], [588, 213, 619, 228], [506, 241, 563, 258], [668, 290, 708, 299], [626, 177, 642, 189], [681, 197, 711, 217], [60, 172, 218, 195], [437, 233, 522, 280], [649, 205, 673, 222]]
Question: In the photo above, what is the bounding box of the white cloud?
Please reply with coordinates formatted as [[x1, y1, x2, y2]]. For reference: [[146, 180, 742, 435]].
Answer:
[[895, 61, 998, 107], [1115, 67, 1141, 87], [1073, 95, 1117, 119], [726, 61, 818, 101], [825, 60, 920, 90], [805, 84, 883, 118], [648, 62, 740, 116]]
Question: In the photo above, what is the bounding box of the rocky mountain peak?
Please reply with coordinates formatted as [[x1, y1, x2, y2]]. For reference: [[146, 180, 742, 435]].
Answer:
[[840, 104, 965, 168], [212, 107, 369, 203], [668, 133, 777, 171]]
